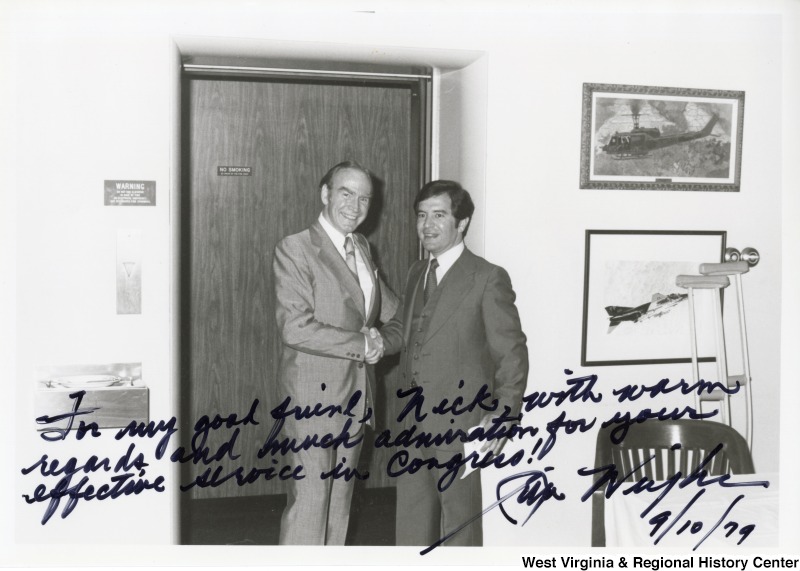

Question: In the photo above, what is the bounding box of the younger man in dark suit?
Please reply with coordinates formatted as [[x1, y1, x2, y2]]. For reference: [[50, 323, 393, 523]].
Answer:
[[380, 180, 529, 547]]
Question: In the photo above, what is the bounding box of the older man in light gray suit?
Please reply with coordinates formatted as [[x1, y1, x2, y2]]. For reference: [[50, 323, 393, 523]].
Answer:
[[272, 161, 398, 545]]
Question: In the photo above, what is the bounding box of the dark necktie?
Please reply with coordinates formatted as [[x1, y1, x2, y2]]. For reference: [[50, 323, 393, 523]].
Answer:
[[344, 236, 359, 284], [424, 258, 439, 304]]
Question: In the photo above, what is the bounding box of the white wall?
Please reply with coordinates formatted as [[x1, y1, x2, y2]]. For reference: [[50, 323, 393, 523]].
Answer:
[[2, 0, 798, 563], [437, 56, 489, 256], [9, 20, 176, 537], [477, 9, 785, 547]]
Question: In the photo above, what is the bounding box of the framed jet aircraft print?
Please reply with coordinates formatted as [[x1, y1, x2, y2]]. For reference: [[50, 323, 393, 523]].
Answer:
[[581, 229, 727, 366], [579, 83, 744, 191]]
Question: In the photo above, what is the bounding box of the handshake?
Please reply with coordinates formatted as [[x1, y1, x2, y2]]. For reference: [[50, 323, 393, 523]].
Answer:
[[364, 327, 385, 365]]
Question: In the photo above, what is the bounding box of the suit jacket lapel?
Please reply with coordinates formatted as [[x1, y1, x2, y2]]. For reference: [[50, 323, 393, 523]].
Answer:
[[423, 249, 477, 343], [310, 220, 366, 319]]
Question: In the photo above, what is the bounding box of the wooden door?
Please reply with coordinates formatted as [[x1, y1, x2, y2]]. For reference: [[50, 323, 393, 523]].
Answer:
[[181, 73, 426, 501]]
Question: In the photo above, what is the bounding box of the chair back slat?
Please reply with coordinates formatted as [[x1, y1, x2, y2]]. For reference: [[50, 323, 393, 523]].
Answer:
[[665, 446, 676, 480]]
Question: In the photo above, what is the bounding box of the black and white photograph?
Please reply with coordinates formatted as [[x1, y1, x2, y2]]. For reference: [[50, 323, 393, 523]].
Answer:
[[2, 1, 799, 570], [579, 83, 745, 191]]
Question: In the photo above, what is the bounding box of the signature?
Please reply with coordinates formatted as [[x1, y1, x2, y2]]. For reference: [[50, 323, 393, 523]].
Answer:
[[420, 467, 565, 555]]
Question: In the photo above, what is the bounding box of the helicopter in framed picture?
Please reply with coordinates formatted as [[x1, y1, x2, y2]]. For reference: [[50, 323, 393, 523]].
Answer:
[[579, 83, 744, 192]]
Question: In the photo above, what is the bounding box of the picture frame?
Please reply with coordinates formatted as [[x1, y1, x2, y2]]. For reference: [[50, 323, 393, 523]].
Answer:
[[581, 230, 727, 367], [579, 83, 745, 191]]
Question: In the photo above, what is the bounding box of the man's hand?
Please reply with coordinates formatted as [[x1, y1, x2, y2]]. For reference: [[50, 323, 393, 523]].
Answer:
[[478, 413, 509, 456], [365, 327, 385, 364]]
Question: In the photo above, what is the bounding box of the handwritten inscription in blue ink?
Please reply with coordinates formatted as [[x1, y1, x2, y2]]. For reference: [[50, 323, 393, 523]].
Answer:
[[19, 370, 771, 555]]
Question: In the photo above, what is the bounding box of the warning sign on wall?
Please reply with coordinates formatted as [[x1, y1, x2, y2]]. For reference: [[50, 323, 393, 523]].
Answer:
[[104, 180, 156, 206]]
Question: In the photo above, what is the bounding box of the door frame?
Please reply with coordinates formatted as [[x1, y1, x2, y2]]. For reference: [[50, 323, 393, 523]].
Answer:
[[168, 35, 488, 542]]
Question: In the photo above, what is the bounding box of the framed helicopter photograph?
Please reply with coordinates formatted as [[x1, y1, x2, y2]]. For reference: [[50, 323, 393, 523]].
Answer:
[[581, 229, 727, 367], [579, 83, 745, 191]]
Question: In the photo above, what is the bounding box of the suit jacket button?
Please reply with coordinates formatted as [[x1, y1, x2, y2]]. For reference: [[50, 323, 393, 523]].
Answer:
[[414, 354, 419, 360], [358, 362, 364, 369], [411, 380, 417, 388]]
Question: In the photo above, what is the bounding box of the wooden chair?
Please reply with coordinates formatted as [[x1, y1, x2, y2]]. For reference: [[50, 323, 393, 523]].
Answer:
[[590, 419, 754, 547]]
